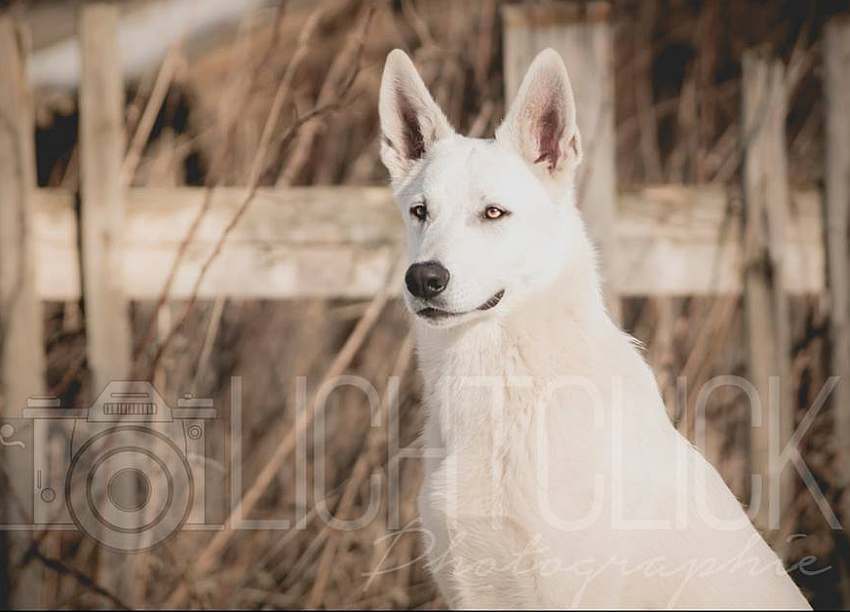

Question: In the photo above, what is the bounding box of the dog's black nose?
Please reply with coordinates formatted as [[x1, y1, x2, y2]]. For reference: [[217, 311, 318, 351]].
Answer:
[[405, 261, 450, 300]]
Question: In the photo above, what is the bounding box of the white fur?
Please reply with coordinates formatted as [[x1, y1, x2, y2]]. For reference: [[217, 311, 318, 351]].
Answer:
[[379, 48, 810, 609]]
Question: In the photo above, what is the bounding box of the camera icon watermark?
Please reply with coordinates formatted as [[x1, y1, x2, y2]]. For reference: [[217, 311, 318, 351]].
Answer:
[[0, 381, 223, 552]]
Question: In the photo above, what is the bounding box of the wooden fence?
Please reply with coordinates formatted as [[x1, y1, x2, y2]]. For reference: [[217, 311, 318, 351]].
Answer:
[[1, 2, 849, 608]]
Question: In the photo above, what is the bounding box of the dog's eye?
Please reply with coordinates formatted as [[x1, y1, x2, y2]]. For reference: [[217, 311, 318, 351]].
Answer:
[[410, 203, 428, 222], [483, 206, 509, 220]]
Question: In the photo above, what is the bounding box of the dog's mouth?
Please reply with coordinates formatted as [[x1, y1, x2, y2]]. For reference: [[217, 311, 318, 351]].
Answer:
[[416, 289, 505, 320]]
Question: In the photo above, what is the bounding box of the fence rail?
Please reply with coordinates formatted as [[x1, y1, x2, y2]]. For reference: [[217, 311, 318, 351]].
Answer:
[[29, 185, 824, 301]]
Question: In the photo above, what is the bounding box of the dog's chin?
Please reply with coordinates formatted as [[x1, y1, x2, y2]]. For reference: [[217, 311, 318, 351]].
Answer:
[[408, 289, 506, 328], [413, 308, 477, 328]]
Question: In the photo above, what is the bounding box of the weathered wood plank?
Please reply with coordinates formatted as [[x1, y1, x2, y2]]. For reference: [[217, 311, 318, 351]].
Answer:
[[29, 185, 824, 300], [825, 18, 850, 536], [741, 51, 792, 542], [78, 3, 135, 598], [79, 4, 131, 392], [0, 17, 46, 609], [31, 188, 79, 299], [502, 1, 620, 318], [616, 187, 821, 296]]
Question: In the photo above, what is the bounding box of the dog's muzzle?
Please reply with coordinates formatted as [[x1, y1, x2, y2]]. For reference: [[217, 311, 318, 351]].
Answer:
[[416, 289, 505, 320]]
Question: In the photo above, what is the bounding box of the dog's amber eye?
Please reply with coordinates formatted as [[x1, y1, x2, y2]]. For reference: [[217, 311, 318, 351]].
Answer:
[[483, 206, 508, 220], [410, 204, 428, 221]]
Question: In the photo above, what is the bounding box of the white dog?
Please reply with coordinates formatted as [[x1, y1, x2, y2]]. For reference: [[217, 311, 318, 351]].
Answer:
[[378, 48, 810, 609]]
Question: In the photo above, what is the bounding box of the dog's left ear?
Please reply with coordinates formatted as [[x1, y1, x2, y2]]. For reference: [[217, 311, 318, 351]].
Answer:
[[379, 49, 455, 184], [496, 49, 582, 182]]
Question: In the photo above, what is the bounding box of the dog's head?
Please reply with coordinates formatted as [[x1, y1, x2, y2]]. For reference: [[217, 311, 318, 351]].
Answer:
[[379, 48, 583, 327]]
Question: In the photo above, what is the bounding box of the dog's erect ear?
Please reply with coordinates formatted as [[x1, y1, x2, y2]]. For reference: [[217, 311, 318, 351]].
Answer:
[[496, 49, 582, 181], [379, 49, 454, 184]]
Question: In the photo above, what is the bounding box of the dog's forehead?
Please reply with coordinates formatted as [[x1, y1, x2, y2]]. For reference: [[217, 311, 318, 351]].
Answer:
[[423, 137, 534, 204]]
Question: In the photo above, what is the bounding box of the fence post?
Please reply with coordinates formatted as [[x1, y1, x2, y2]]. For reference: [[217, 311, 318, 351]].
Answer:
[[502, 1, 619, 320], [741, 50, 792, 547], [825, 19, 850, 538], [0, 17, 46, 608], [79, 3, 135, 597]]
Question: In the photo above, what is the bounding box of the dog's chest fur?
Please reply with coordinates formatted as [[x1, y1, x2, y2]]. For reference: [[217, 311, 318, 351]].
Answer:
[[419, 320, 538, 518], [415, 291, 641, 509], [412, 304, 810, 609], [413, 302, 630, 606]]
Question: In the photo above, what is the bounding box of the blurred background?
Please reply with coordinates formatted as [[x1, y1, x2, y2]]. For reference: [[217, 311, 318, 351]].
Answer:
[[1, 0, 849, 608]]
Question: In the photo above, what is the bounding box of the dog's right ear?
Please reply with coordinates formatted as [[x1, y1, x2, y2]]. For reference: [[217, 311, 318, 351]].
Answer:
[[379, 49, 454, 184]]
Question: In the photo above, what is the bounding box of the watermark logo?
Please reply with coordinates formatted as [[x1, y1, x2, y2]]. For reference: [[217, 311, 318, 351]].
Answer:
[[0, 373, 841, 559], [1, 381, 222, 552]]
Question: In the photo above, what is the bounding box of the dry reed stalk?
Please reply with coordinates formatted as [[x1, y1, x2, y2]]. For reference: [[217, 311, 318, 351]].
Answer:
[[122, 44, 182, 185], [635, 0, 663, 182], [307, 332, 415, 607], [139, 5, 364, 378], [128, 3, 294, 370], [191, 295, 227, 393], [163, 260, 400, 607], [144, 2, 372, 379], [695, 0, 719, 182], [667, 68, 697, 183], [680, 295, 739, 439], [278, 3, 372, 186]]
